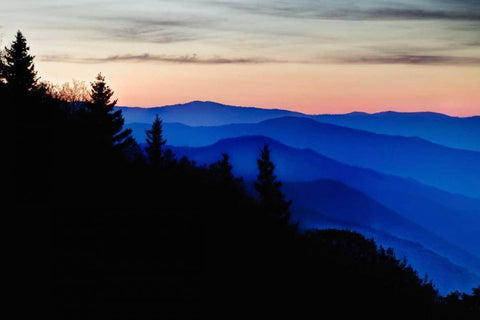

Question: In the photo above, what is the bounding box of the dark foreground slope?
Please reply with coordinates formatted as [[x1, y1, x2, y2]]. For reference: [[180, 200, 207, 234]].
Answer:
[[50, 164, 441, 319], [48, 161, 480, 319], [283, 180, 480, 294], [12, 90, 477, 319]]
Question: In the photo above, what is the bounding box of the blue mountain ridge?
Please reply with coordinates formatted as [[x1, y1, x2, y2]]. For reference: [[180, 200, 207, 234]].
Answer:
[[119, 100, 305, 126], [288, 204, 479, 295], [122, 102, 480, 293], [313, 111, 480, 152], [130, 117, 480, 199], [165, 136, 480, 293], [166, 135, 480, 259], [118, 100, 480, 151]]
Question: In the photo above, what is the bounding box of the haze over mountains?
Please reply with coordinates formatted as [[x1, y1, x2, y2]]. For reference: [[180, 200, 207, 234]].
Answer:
[[313, 112, 480, 152], [169, 135, 480, 251], [119, 101, 480, 294], [119, 101, 305, 126], [130, 117, 480, 199], [291, 200, 479, 295], [118, 100, 480, 151]]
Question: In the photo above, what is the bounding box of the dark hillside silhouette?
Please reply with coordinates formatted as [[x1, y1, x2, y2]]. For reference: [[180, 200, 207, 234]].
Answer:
[[9, 31, 479, 319]]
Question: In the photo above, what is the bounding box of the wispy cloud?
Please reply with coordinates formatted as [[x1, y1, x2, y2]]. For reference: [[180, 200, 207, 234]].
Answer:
[[40, 53, 288, 64], [214, 1, 480, 21], [329, 54, 480, 65], [345, 8, 480, 21], [8, 1, 480, 69], [97, 15, 216, 43], [40, 52, 480, 66]]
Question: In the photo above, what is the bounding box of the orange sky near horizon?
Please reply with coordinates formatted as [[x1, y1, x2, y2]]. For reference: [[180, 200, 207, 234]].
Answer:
[[39, 60, 480, 117], [4, 0, 480, 117]]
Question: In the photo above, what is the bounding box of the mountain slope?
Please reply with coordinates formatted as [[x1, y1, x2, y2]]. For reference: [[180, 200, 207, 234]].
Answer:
[[289, 205, 479, 295], [131, 117, 480, 199], [120, 101, 480, 151], [314, 111, 480, 152], [118, 100, 305, 126], [168, 136, 480, 260]]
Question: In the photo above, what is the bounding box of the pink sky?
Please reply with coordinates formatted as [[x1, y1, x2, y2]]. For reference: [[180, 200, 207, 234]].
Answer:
[[40, 61, 479, 116], [4, 0, 480, 116]]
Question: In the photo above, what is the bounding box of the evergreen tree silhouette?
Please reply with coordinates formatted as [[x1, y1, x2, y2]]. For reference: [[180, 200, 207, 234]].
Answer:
[[3, 30, 37, 92], [255, 144, 291, 222], [87, 73, 135, 154], [145, 114, 167, 168], [209, 153, 234, 184]]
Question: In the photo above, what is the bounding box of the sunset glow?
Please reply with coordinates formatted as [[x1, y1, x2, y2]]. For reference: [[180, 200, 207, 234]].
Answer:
[[2, 0, 479, 116]]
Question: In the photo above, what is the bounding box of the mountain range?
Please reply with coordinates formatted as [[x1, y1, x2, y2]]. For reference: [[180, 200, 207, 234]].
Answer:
[[169, 136, 480, 294], [313, 111, 480, 152], [130, 117, 480, 199], [119, 101, 305, 126], [168, 136, 480, 256], [118, 100, 480, 151], [118, 100, 480, 294]]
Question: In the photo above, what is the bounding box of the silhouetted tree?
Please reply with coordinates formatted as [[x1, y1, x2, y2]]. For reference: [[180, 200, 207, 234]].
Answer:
[[145, 114, 167, 168], [87, 73, 135, 154], [3, 30, 37, 92], [255, 144, 291, 222], [209, 153, 234, 184]]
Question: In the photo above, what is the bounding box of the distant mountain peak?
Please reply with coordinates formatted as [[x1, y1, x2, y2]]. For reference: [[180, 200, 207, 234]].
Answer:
[[180, 100, 225, 106], [373, 110, 451, 118]]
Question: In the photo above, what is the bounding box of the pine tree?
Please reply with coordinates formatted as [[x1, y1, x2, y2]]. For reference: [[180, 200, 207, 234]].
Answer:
[[255, 144, 291, 222], [88, 73, 134, 153], [145, 114, 167, 168], [209, 153, 234, 184], [3, 30, 37, 92]]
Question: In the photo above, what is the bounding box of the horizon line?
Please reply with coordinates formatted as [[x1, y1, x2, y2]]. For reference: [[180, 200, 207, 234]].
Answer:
[[115, 100, 480, 118]]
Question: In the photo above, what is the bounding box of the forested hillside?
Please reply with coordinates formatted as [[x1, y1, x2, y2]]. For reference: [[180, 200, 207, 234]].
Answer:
[[8, 31, 479, 319]]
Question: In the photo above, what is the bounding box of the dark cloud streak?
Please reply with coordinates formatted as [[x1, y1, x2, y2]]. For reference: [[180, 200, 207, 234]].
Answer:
[[95, 15, 216, 43], [40, 52, 480, 66], [40, 53, 288, 64], [353, 8, 480, 21], [215, 2, 480, 21], [329, 54, 480, 65]]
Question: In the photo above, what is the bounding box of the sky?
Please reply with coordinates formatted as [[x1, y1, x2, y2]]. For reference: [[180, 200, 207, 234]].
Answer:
[[1, 0, 479, 116]]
